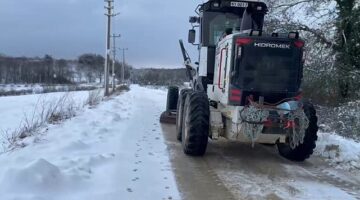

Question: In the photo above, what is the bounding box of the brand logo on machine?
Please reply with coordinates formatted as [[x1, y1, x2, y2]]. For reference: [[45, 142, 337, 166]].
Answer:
[[254, 43, 291, 49]]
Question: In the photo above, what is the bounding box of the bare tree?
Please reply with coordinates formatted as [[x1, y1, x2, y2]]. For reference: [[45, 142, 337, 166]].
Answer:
[[267, 0, 360, 102]]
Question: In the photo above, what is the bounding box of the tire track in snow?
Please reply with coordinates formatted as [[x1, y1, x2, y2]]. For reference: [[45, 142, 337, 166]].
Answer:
[[305, 166, 360, 199]]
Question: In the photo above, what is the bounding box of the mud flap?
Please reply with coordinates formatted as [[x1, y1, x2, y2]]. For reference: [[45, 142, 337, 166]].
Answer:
[[160, 111, 177, 124], [210, 109, 223, 139], [160, 86, 179, 124]]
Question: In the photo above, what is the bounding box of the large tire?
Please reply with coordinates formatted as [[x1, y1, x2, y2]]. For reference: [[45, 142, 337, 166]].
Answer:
[[176, 89, 192, 141], [182, 91, 210, 156], [166, 86, 179, 111], [277, 102, 319, 161]]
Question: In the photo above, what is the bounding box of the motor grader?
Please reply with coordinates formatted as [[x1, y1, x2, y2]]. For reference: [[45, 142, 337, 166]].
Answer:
[[161, 0, 318, 161]]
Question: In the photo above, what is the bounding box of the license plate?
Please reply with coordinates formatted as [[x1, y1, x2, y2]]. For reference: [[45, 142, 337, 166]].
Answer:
[[230, 2, 248, 8]]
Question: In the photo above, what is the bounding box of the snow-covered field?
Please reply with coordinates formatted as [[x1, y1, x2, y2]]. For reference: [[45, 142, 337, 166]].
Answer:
[[0, 91, 89, 137], [0, 86, 179, 200], [0, 84, 44, 93], [0, 84, 101, 97]]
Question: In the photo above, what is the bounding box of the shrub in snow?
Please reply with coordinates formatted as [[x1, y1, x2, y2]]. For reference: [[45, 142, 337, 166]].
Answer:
[[85, 89, 103, 107], [1, 93, 83, 152], [317, 101, 360, 141]]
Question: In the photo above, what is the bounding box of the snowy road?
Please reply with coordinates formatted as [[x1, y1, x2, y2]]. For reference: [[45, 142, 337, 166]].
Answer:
[[1, 85, 360, 200], [162, 124, 360, 200]]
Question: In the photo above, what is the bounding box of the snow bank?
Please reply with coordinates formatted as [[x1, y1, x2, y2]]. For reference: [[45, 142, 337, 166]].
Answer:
[[2, 158, 64, 192], [315, 132, 360, 170]]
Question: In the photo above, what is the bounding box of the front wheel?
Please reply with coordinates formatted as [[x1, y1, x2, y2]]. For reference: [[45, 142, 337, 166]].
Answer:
[[277, 102, 319, 161], [176, 89, 192, 141], [182, 91, 209, 156]]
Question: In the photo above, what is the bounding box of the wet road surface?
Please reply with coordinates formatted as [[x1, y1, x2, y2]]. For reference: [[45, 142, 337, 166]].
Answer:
[[161, 124, 360, 200]]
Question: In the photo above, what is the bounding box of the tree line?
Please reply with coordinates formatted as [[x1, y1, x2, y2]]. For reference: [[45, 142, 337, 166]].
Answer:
[[266, 0, 360, 105], [0, 53, 184, 87], [130, 68, 188, 86], [0, 54, 131, 85]]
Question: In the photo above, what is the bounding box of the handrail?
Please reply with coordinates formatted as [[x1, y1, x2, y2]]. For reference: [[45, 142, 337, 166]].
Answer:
[[218, 47, 227, 90]]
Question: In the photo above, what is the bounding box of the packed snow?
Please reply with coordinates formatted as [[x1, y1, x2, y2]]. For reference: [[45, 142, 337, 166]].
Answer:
[[288, 180, 356, 200], [0, 85, 179, 200], [315, 132, 360, 170], [217, 167, 357, 200]]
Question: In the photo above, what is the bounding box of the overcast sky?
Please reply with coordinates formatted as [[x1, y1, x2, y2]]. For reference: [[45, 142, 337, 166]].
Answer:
[[0, 0, 202, 68]]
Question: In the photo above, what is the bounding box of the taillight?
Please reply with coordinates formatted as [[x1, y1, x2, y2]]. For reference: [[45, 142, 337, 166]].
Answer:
[[294, 92, 303, 101], [236, 38, 253, 46], [294, 40, 305, 48], [229, 89, 242, 102]]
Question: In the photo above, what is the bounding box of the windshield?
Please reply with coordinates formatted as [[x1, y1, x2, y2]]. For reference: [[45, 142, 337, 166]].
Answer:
[[202, 12, 242, 46]]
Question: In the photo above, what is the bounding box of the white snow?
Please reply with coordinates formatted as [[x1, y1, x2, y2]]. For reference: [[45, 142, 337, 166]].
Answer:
[[0, 84, 101, 94], [0, 84, 43, 92], [1, 84, 360, 199], [315, 132, 360, 170], [0, 85, 179, 200], [0, 91, 89, 139]]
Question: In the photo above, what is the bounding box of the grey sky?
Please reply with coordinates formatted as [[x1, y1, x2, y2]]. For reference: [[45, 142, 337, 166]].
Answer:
[[0, 0, 202, 68]]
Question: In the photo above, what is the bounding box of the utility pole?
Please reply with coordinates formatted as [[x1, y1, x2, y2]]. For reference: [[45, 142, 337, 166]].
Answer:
[[111, 34, 121, 91], [119, 48, 128, 83], [104, 0, 118, 96]]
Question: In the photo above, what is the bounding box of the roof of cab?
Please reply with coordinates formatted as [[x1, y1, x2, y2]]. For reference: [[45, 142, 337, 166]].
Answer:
[[200, 0, 268, 13]]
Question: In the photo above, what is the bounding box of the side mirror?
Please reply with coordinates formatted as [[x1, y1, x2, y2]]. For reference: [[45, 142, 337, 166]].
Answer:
[[188, 29, 196, 44], [189, 16, 199, 24]]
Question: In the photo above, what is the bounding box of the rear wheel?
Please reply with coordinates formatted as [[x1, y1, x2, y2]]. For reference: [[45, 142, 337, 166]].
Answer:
[[277, 102, 318, 161], [176, 89, 192, 141], [182, 91, 209, 156]]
